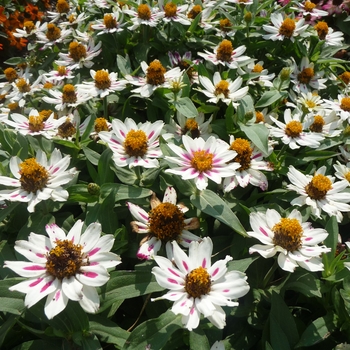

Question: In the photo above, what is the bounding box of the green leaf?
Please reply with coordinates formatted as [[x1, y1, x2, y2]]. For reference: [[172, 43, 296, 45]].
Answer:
[[0, 278, 26, 315], [97, 148, 115, 184], [189, 327, 210, 350], [99, 183, 152, 202], [10, 340, 62, 350], [83, 147, 100, 166], [67, 184, 98, 203], [295, 313, 336, 347], [228, 256, 259, 273], [284, 270, 321, 298], [255, 90, 284, 108], [238, 122, 270, 156], [0, 314, 19, 348], [122, 310, 182, 350], [237, 95, 255, 122], [4, 57, 26, 65], [173, 97, 198, 118], [190, 189, 247, 236]]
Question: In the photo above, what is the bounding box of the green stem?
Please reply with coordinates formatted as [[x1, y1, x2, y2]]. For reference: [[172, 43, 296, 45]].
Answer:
[[262, 259, 278, 288]]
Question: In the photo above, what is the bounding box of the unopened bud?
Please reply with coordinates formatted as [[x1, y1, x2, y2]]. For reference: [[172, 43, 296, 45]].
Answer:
[[280, 68, 291, 81], [87, 183, 100, 196]]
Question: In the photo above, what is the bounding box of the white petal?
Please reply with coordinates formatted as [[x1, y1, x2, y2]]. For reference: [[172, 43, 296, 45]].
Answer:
[[79, 285, 100, 313], [44, 287, 68, 319]]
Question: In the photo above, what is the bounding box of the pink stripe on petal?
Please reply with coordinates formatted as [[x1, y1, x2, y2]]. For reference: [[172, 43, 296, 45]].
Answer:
[[190, 307, 195, 315], [148, 130, 154, 139], [182, 261, 189, 271], [29, 278, 43, 287], [168, 278, 178, 284], [120, 130, 125, 137], [89, 247, 101, 256], [148, 244, 154, 252], [40, 280, 53, 293], [223, 289, 229, 292], [168, 268, 180, 277], [54, 290, 61, 301], [52, 167, 59, 174], [90, 261, 99, 266], [212, 267, 219, 277], [259, 227, 268, 236], [305, 237, 313, 241], [36, 253, 45, 258], [24, 265, 46, 271], [202, 258, 206, 268], [83, 271, 98, 278], [140, 212, 148, 221]]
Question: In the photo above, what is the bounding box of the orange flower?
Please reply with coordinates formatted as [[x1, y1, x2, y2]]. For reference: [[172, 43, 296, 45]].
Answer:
[[25, 3, 44, 21], [0, 6, 7, 24]]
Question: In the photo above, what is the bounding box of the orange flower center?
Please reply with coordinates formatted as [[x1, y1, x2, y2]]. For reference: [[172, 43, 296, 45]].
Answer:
[[94, 117, 109, 132], [57, 66, 67, 76], [338, 72, 350, 85], [28, 115, 45, 132], [19, 158, 49, 193], [255, 111, 265, 123], [298, 67, 314, 84], [137, 4, 151, 20], [230, 138, 252, 171], [164, 2, 177, 17], [94, 70, 111, 90], [285, 120, 303, 138], [309, 115, 325, 132], [304, 0, 316, 11], [187, 5, 202, 19], [56, 0, 70, 13], [69, 41, 87, 62], [57, 118, 76, 138], [104, 14, 117, 29], [62, 84, 77, 104], [184, 118, 200, 138], [185, 266, 211, 298], [46, 23, 61, 41], [279, 18, 296, 38], [216, 39, 233, 62], [124, 129, 148, 157], [24, 21, 35, 33], [4, 68, 18, 82], [305, 174, 332, 200], [314, 21, 328, 40], [191, 150, 213, 172], [16, 78, 31, 93], [340, 97, 350, 112], [272, 218, 303, 252], [214, 80, 229, 97], [220, 18, 232, 32], [252, 64, 264, 73], [146, 60, 166, 86]]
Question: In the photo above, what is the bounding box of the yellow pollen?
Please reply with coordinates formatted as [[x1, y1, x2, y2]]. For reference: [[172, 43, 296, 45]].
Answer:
[[46, 240, 85, 280], [62, 84, 77, 104], [146, 60, 166, 86], [28, 115, 45, 132], [137, 4, 151, 20], [219, 18, 232, 32], [19, 158, 49, 193], [16, 78, 31, 93], [94, 70, 111, 90], [230, 138, 252, 171], [305, 173, 332, 200], [272, 218, 303, 252], [279, 18, 296, 38], [298, 67, 314, 84], [39, 110, 53, 121], [24, 21, 35, 34], [304, 0, 316, 11], [305, 100, 316, 109], [57, 118, 76, 138], [104, 14, 117, 29], [56, 0, 70, 13], [69, 41, 87, 62], [8, 102, 19, 111], [191, 150, 213, 172], [94, 117, 109, 132], [338, 72, 350, 85], [184, 118, 200, 138], [285, 120, 303, 138], [309, 115, 325, 132], [57, 66, 67, 76], [255, 111, 265, 123], [187, 5, 202, 19], [252, 64, 264, 73], [148, 202, 185, 242], [216, 39, 233, 62], [46, 23, 61, 41], [164, 2, 177, 17], [124, 129, 148, 157], [340, 97, 350, 112], [185, 266, 211, 298], [345, 171, 350, 183], [214, 80, 229, 97], [314, 21, 328, 40], [68, 14, 76, 23], [43, 82, 54, 89], [4, 68, 18, 82]]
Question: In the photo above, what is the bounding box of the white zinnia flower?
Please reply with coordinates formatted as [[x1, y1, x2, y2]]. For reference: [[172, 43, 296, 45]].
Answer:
[[91, 11, 125, 34], [4, 220, 121, 319], [0, 149, 77, 212], [151, 237, 250, 330], [247, 209, 331, 272]]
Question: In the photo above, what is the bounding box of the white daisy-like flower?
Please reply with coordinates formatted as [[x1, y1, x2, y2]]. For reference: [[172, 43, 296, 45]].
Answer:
[[4, 220, 121, 319], [322, 94, 350, 122], [290, 1, 328, 20], [303, 110, 342, 138], [197, 71, 248, 106], [91, 11, 125, 34], [269, 108, 324, 149], [262, 13, 308, 42], [151, 237, 250, 331], [240, 60, 275, 88], [76, 69, 128, 99], [35, 22, 73, 49], [287, 165, 350, 222], [333, 161, 350, 184], [46, 0, 74, 22], [99, 117, 164, 168], [212, 17, 236, 38], [198, 39, 251, 69], [55, 38, 102, 70], [43, 65, 75, 84], [60, 12, 89, 29], [126, 60, 182, 98], [314, 21, 344, 46], [13, 20, 40, 38], [247, 209, 331, 272], [124, 3, 162, 30], [165, 135, 240, 191], [158, 1, 191, 25], [223, 136, 273, 192], [127, 186, 201, 260], [168, 51, 199, 83], [0, 148, 77, 213], [287, 91, 324, 114], [290, 57, 327, 93]]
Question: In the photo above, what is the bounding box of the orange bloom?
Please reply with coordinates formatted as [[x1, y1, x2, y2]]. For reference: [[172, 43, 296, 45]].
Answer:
[[25, 3, 44, 21], [0, 6, 7, 24]]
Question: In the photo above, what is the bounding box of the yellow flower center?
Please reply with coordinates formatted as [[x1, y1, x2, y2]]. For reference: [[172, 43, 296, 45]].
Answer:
[[309, 115, 325, 132], [191, 150, 213, 172], [305, 99, 316, 109], [338, 71, 350, 85], [39, 110, 53, 121], [57, 66, 67, 76], [69, 41, 87, 62], [137, 4, 151, 20], [184, 118, 200, 138], [4, 68, 18, 82], [298, 67, 314, 84], [285, 120, 303, 137], [272, 218, 303, 252], [94, 117, 109, 132], [214, 80, 229, 97], [56, 0, 70, 13], [252, 64, 264, 73], [146, 60, 166, 86], [94, 70, 111, 90], [279, 18, 296, 38], [314, 21, 328, 40], [19, 158, 49, 193], [187, 5, 202, 19], [340, 97, 350, 112], [46, 240, 85, 280], [68, 14, 76, 23], [345, 171, 350, 183], [230, 138, 252, 171], [148, 202, 185, 242], [216, 39, 233, 62], [8, 102, 19, 111], [304, 0, 316, 11], [255, 111, 265, 123], [219, 18, 232, 32], [124, 129, 148, 157], [43, 82, 54, 89], [46, 23, 61, 41], [57, 118, 76, 138], [16, 78, 31, 93], [62, 84, 77, 104], [185, 266, 211, 298], [164, 2, 177, 17], [104, 14, 117, 29], [28, 115, 45, 132], [305, 174, 332, 200], [24, 21, 35, 34]]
